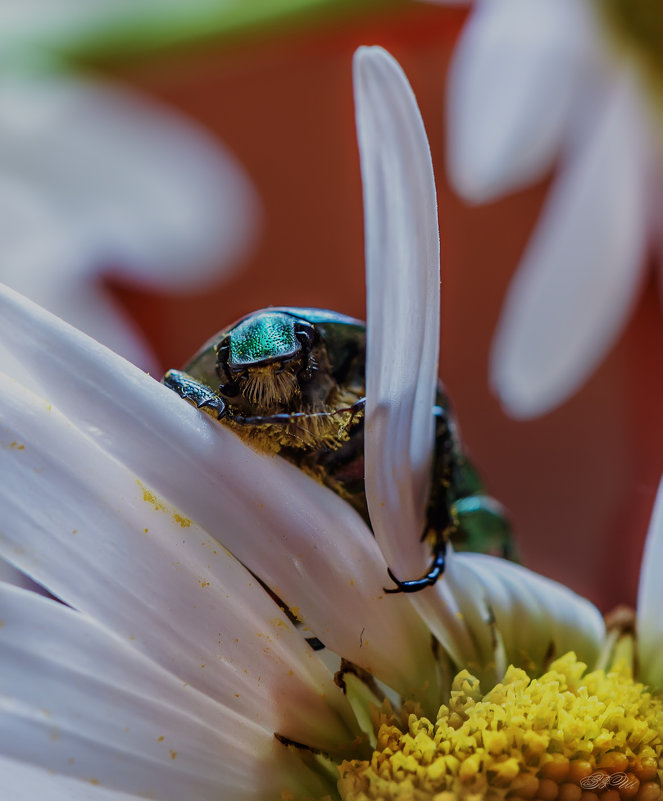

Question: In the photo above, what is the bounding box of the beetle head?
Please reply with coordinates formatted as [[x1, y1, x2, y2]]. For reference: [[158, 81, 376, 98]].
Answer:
[[216, 311, 315, 412]]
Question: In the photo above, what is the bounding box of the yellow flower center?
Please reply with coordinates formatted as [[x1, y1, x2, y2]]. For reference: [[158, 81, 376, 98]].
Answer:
[[337, 653, 663, 801]]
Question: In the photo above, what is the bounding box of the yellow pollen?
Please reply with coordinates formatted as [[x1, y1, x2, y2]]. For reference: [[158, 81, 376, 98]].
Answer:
[[337, 653, 663, 801]]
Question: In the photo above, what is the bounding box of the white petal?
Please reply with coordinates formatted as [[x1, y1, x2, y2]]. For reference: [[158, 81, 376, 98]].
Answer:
[[448, 553, 605, 682], [491, 74, 650, 418], [0, 72, 257, 288], [0, 558, 49, 595], [0, 583, 308, 801], [447, 0, 595, 202], [637, 476, 663, 690], [0, 285, 440, 705], [1, 757, 148, 801], [354, 46, 440, 579], [0, 181, 157, 370], [0, 377, 360, 754]]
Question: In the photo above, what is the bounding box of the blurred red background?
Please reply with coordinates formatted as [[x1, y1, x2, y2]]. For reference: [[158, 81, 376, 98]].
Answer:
[[103, 1, 663, 613]]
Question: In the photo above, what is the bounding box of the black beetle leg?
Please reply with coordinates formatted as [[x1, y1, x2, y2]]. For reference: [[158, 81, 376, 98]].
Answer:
[[383, 538, 447, 594], [163, 369, 227, 420], [233, 399, 366, 428], [342, 397, 365, 426]]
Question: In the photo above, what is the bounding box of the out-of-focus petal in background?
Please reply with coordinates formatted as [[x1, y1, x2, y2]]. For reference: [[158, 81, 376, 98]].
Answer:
[[3, 0, 663, 615], [0, 0, 261, 372]]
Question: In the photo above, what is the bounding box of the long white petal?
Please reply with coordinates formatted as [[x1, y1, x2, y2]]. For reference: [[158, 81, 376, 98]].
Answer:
[[0, 72, 257, 288], [637, 476, 663, 691], [0, 377, 360, 754], [355, 46, 440, 580], [0, 583, 316, 801], [491, 73, 650, 418], [446, 0, 594, 202], [0, 285, 439, 705]]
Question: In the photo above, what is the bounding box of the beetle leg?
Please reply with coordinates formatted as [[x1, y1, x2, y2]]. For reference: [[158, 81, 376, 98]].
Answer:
[[232, 397, 366, 428], [163, 369, 227, 420], [383, 538, 447, 594], [452, 495, 516, 560]]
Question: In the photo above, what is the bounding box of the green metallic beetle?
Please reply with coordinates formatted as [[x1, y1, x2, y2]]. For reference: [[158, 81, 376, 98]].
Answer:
[[163, 307, 515, 593]]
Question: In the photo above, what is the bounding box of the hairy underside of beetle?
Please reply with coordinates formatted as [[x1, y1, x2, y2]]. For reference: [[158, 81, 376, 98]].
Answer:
[[239, 364, 300, 410], [225, 383, 364, 454]]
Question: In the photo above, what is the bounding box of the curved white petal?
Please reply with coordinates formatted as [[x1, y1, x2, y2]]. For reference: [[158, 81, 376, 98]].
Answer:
[[0, 583, 322, 801], [491, 74, 650, 418], [354, 46, 440, 580], [0, 284, 440, 705], [439, 552, 606, 683], [0, 72, 257, 288], [447, 0, 594, 202], [0, 378, 360, 754], [637, 476, 663, 691]]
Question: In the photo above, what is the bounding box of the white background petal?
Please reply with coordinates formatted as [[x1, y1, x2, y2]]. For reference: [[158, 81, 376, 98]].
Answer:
[[0, 177, 157, 370], [491, 72, 650, 418], [446, 0, 596, 202], [637, 476, 663, 690], [0, 284, 440, 708], [0, 72, 258, 373], [355, 46, 440, 580], [0, 72, 257, 288], [0, 0, 238, 55]]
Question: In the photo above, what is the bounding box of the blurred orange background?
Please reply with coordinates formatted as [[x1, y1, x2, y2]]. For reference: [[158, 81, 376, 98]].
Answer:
[[102, 1, 663, 613]]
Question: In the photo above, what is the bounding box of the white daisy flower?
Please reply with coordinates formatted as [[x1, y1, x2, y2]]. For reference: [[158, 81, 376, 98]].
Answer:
[[0, 46, 657, 801], [442, 0, 658, 418]]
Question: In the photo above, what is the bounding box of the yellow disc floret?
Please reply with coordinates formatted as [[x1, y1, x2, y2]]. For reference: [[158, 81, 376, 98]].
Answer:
[[338, 653, 663, 801]]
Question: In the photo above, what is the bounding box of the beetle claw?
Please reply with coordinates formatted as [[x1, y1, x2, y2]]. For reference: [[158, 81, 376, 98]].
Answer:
[[197, 397, 227, 420]]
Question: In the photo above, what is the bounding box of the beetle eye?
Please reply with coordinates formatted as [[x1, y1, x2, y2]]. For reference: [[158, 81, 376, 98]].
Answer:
[[220, 380, 240, 397], [215, 338, 233, 384], [294, 322, 315, 350]]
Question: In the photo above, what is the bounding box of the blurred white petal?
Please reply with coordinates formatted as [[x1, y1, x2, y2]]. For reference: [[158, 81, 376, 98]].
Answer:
[[354, 46, 440, 580], [0, 72, 258, 373], [0, 72, 257, 288], [447, 0, 594, 202], [491, 74, 649, 418], [0, 283, 440, 705], [0, 179, 157, 369], [637, 477, 663, 689], [0, 582, 319, 801]]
